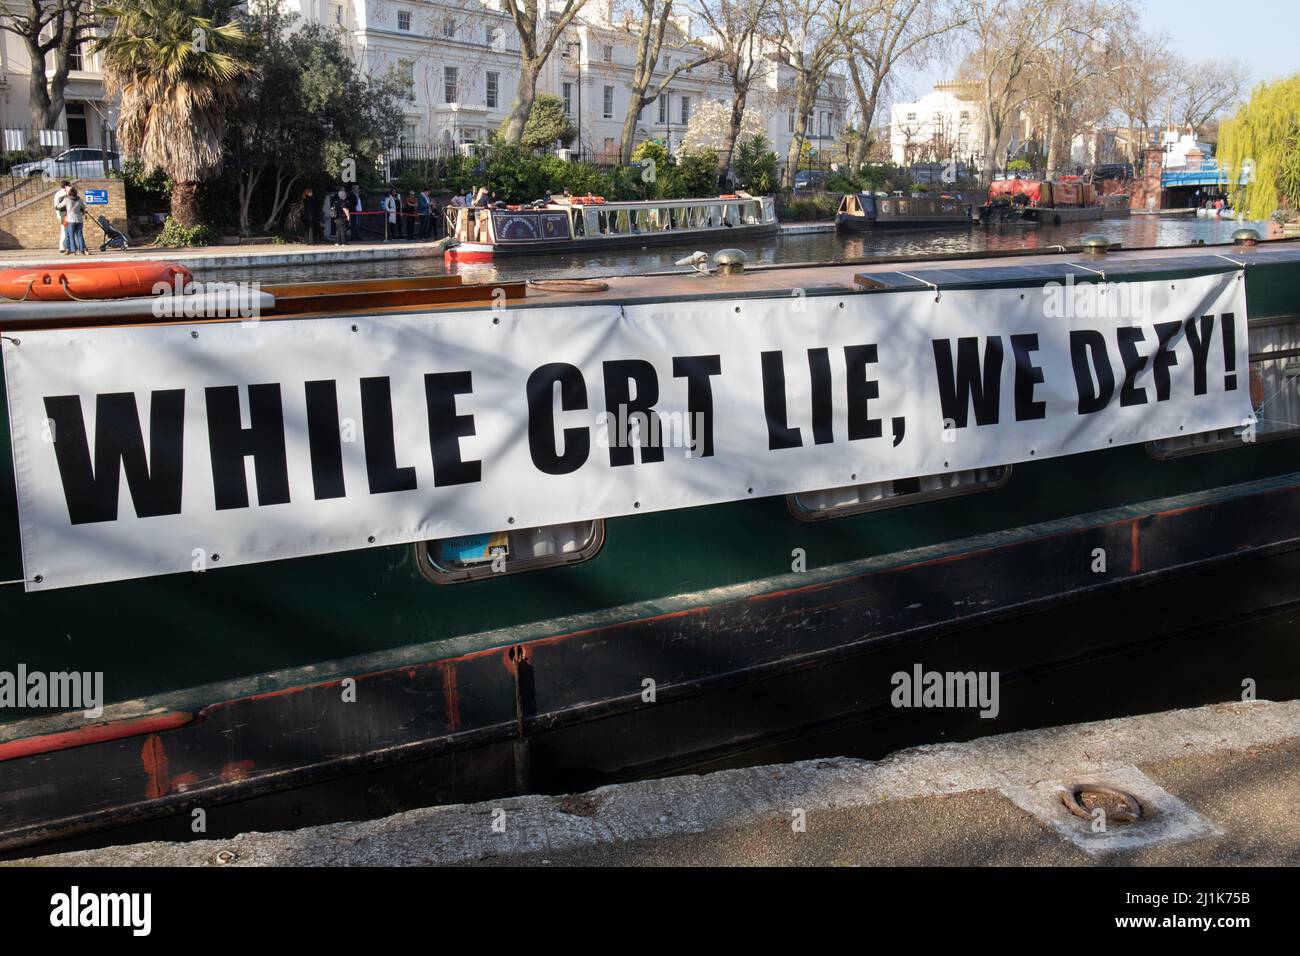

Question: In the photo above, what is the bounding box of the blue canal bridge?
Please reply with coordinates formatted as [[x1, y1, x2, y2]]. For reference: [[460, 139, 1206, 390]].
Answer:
[[1162, 158, 1252, 188]]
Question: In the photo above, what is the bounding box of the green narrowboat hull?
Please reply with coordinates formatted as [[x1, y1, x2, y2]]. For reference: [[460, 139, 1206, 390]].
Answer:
[[1, 241, 1299, 853]]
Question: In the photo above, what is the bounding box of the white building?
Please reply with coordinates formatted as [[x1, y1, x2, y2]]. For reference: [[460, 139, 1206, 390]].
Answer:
[[889, 83, 984, 168], [1159, 126, 1212, 170], [2, 1, 844, 170], [295, 0, 845, 165], [0, 25, 114, 152]]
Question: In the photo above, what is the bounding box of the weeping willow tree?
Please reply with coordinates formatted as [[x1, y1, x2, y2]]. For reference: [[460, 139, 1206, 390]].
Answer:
[[1218, 74, 1300, 221]]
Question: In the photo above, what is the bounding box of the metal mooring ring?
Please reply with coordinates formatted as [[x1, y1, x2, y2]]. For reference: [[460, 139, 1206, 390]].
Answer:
[[1060, 783, 1144, 825]]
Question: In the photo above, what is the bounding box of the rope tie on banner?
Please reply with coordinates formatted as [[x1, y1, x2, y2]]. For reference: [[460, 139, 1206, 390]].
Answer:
[[1072, 262, 1107, 282], [0, 335, 20, 346], [1214, 255, 1247, 277], [1251, 368, 1299, 420], [0, 577, 38, 586], [894, 271, 942, 301]]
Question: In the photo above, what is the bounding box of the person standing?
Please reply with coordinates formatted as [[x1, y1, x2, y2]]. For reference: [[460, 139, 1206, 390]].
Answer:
[[418, 188, 432, 240], [53, 180, 71, 252], [329, 187, 351, 245], [382, 189, 398, 240], [431, 189, 443, 239], [60, 186, 89, 255], [302, 187, 321, 244], [403, 191, 418, 240], [349, 185, 363, 241]]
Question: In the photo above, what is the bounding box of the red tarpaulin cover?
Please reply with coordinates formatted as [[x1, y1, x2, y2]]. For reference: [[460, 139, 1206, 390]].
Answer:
[[988, 179, 1043, 203], [1053, 182, 1081, 206]]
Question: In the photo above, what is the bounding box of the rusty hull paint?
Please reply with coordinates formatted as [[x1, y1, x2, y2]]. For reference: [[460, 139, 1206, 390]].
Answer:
[[1, 473, 1299, 852]]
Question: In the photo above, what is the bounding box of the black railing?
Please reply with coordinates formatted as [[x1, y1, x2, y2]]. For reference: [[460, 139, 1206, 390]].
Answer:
[[2, 127, 121, 208], [382, 139, 573, 180]]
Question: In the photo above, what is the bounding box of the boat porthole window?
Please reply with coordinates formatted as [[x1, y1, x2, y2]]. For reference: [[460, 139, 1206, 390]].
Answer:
[[1148, 318, 1300, 457], [787, 466, 1012, 521], [417, 520, 605, 584]]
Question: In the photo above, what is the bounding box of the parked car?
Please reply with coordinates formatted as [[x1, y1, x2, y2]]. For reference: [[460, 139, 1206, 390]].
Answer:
[[793, 169, 827, 191], [9, 148, 120, 179]]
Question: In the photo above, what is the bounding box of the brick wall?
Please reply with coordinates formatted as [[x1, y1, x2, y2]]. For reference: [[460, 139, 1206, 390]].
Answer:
[[0, 178, 130, 251], [1129, 146, 1165, 211]]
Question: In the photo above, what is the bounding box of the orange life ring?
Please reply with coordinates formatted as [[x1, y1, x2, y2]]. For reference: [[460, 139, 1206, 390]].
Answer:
[[718, 193, 739, 199], [0, 261, 192, 301]]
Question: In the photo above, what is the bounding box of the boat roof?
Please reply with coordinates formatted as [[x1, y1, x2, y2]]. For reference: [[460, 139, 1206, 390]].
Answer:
[[548, 195, 764, 210], [5, 240, 1296, 332]]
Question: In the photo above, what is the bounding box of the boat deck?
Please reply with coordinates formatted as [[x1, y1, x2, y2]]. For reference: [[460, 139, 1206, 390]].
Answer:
[[431, 238, 1300, 313], [2, 240, 1294, 331]]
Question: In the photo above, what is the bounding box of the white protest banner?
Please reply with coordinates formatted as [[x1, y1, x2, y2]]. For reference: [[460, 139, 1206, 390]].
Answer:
[[2, 270, 1249, 590]]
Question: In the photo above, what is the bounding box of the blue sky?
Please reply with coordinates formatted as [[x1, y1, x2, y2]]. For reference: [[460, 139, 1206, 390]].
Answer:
[[900, 0, 1296, 102], [1135, 0, 1295, 84]]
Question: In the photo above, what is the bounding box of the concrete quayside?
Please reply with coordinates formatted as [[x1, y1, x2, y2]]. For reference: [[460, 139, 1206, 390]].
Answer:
[[8, 700, 1296, 867]]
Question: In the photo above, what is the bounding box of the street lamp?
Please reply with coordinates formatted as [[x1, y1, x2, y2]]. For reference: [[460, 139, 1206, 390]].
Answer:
[[563, 40, 583, 160], [101, 101, 120, 176], [817, 109, 824, 169], [665, 89, 676, 154]]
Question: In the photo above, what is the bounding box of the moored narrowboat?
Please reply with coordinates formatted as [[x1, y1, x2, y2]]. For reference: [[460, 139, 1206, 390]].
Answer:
[[1, 240, 1299, 854], [836, 191, 973, 231], [979, 177, 1105, 225], [444, 193, 778, 261]]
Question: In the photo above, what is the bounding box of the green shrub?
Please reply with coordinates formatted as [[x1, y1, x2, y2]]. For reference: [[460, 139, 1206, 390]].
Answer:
[[824, 163, 910, 195], [542, 156, 613, 197], [521, 94, 577, 151], [383, 141, 723, 207], [733, 135, 779, 194], [606, 164, 654, 201], [156, 217, 216, 247], [122, 160, 171, 214], [675, 148, 719, 197], [777, 194, 839, 221], [631, 140, 670, 169]]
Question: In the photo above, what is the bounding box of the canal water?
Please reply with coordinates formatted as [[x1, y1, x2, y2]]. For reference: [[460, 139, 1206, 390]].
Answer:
[[196, 214, 1269, 284]]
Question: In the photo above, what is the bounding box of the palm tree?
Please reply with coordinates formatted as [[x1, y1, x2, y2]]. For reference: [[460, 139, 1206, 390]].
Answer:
[[95, 0, 252, 227]]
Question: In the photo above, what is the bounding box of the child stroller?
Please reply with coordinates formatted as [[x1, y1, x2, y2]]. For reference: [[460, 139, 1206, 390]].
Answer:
[[93, 214, 130, 252]]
